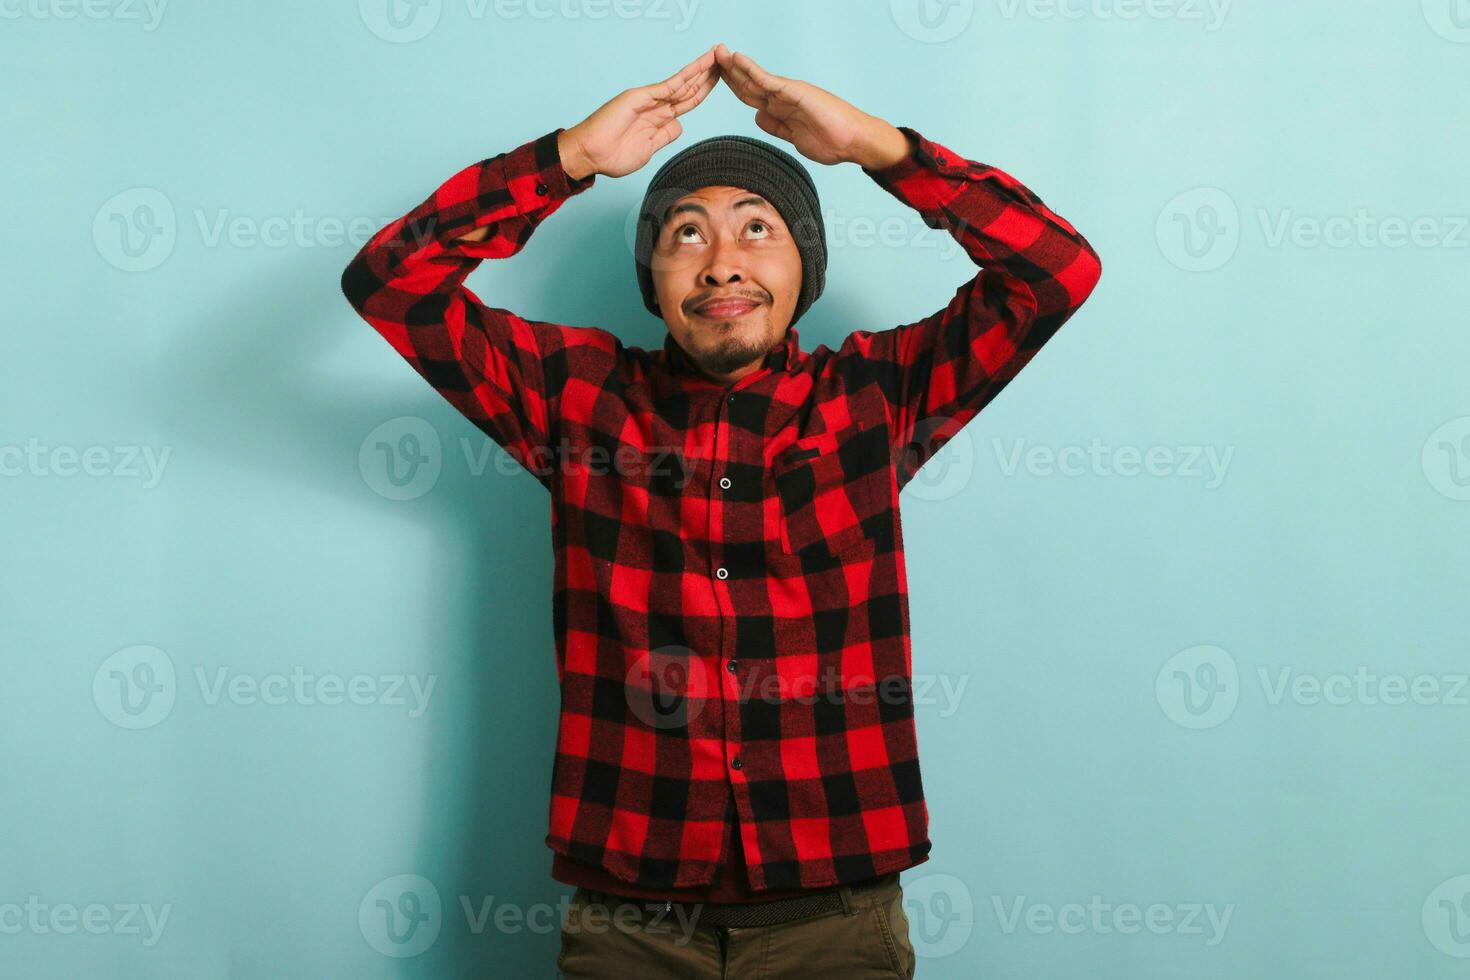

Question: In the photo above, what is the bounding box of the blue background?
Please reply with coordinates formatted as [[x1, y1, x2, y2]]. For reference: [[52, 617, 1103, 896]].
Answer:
[[4, 0, 1469, 976]]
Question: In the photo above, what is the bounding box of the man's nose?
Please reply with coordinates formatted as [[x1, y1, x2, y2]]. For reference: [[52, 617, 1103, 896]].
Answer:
[[700, 231, 746, 284]]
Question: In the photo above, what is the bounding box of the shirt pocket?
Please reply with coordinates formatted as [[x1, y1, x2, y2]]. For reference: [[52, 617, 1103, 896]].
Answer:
[[771, 423, 887, 560]]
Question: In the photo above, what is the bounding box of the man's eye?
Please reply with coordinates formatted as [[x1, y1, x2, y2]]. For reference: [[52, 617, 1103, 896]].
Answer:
[[671, 220, 770, 244]]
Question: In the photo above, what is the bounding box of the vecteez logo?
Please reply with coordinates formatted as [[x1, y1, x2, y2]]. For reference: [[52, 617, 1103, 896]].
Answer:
[[360, 875, 443, 958], [903, 873, 975, 958], [1157, 645, 1470, 730], [1156, 188, 1240, 272], [92, 189, 423, 272], [1159, 187, 1469, 272], [358, 0, 441, 42], [358, 0, 701, 43], [92, 645, 438, 728], [93, 188, 176, 272], [359, 416, 444, 501], [890, 0, 975, 43], [1422, 415, 1470, 501], [0, 0, 168, 30], [1424, 874, 1470, 957], [1422, 0, 1470, 42], [1155, 645, 1239, 729], [93, 645, 178, 730]]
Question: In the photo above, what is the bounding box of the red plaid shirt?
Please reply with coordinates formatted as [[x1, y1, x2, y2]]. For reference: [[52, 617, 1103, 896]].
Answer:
[[340, 125, 1101, 894]]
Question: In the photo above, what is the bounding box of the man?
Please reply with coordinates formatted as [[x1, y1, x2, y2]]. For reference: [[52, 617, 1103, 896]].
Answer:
[[341, 42, 1100, 978]]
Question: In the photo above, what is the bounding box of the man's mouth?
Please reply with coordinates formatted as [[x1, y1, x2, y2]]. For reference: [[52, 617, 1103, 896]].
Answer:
[[694, 298, 760, 319]]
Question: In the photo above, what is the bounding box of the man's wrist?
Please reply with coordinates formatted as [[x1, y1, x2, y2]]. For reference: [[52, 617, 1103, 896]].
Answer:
[[851, 120, 914, 171], [556, 127, 597, 182]]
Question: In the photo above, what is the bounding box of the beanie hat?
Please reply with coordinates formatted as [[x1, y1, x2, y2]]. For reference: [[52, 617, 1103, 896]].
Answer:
[[633, 135, 826, 327]]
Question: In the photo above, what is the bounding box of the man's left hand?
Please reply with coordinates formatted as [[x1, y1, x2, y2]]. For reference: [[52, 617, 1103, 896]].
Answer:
[[714, 44, 911, 170]]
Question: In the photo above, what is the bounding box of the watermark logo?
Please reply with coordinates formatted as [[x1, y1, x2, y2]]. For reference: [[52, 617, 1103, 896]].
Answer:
[[360, 874, 443, 958], [1424, 874, 1470, 957], [624, 653, 972, 725], [1155, 644, 1239, 729], [0, 0, 168, 30], [93, 188, 175, 272], [993, 894, 1233, 946], [194, 666, 436, 716], [1258, 666, 1468, 708], [93, 645, 177, 730], [94, 193, 433, 270], [360, 0, 699, 42], [990, 0, 1231, 31], [992, 437, 1233, 488], [1257, 209, 1468, 250], [1422, 415, 1470, 501], [1157, 188, 1239, 272], [93, 646, 436, 727], [360, 416, 443, 501], [901, 417, 976, 502], [1161, 188, 1468, 270], [625, 645, 710, 730], [359, 0, 441, 42], [1422, 0, 1470, 42], [904, 873, 974, 958], [0, 439, 171, 487], [0, 897, 172, 946], [890, 0, 975, 42], [363, 421, 695, 499]]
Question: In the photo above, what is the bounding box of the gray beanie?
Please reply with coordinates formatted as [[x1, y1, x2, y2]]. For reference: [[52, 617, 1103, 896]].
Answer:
[[633, 135, 826, 327]]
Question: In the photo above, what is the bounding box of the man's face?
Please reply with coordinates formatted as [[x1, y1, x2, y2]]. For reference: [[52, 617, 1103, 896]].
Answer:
[[650, 185, 802, 383]]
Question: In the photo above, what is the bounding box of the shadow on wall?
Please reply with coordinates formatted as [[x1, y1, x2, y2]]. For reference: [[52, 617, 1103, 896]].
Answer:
[[148, 188, 873, 977]]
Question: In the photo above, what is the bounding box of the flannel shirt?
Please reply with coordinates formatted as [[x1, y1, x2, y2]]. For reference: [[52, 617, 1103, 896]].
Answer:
[[340, 124, 1101, 893]]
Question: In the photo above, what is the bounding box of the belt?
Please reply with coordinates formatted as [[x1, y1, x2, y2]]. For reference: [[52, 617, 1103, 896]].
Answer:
[[593, 872, 896, 929]]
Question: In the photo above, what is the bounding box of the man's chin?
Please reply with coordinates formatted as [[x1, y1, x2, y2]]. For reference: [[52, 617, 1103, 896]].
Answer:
[[692, 337, 767, 377]]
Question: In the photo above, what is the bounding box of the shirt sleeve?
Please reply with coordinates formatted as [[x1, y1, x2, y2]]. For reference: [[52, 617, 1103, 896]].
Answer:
[[339, 127, 599, 490], [838, 126, 1103, 491]]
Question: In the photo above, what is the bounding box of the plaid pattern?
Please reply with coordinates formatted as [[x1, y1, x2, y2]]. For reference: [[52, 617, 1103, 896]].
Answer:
[[340, 126, 1101, 891]]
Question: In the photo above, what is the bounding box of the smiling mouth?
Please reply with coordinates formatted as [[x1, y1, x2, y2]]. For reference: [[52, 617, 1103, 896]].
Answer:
[[695, 298, 760, 319]]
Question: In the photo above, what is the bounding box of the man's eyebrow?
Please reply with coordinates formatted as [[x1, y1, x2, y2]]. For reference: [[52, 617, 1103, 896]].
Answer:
[[662, 196, 773, 226]]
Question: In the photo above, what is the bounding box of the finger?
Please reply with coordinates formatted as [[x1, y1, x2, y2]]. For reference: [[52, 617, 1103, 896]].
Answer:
[[754, 108, 793, 142], [637, 60, 711, 119], [721, 52, 782, 110], [649, 116, 683, 157], [653, 60, 716, 115], [732, 50, 786, 96], [652, 45, 717, 99], [671, 66, 720, 115], [713, 44, 756, 99], [660, 59, 716, 111], [719, 57, 767, 109]]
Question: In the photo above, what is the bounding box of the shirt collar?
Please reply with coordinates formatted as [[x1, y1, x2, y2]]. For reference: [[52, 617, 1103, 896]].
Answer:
[[661, 326, 801, 382]]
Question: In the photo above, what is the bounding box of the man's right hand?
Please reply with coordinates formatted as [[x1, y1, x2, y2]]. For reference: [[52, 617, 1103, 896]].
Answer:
[[557, 45, 721, 181]]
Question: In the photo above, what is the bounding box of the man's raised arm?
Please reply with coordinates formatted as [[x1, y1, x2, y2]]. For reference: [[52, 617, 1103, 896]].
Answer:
[[339, 129, 598, 488], [844, 126, 1102, 488], [339, 46, 721, 488], [711, 45, 1102, 489]]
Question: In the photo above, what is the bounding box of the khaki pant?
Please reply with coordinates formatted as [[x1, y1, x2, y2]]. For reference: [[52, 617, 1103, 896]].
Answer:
[[556, 872, 916, 978]]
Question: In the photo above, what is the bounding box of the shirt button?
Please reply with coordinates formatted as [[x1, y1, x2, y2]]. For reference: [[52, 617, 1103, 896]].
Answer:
[[731, 755, 742, 770], [715, 567, 729, 580], [535, 182, 548, 196], [719, 476, 732, 490], [726, 659, 738, 673]]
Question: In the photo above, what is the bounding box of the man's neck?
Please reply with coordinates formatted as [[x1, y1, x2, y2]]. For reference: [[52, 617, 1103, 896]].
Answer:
[[701, 361, 762, 386]]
